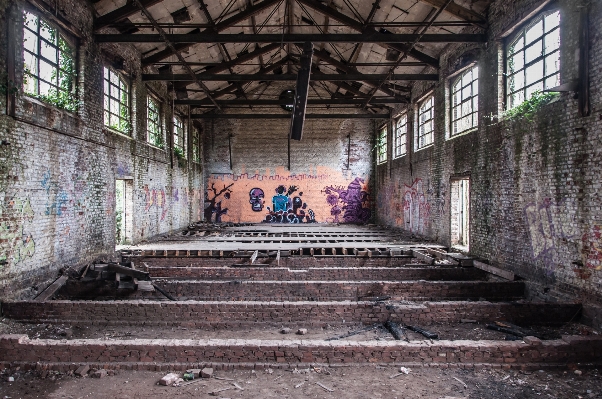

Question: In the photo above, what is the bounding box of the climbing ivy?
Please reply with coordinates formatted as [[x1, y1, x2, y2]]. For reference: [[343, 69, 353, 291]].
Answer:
[[502, 91, 559, 122]]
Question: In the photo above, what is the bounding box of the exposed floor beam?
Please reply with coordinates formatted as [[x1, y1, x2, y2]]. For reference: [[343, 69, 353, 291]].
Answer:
[[190, 113, 390, 119], [97, 33, 486, 43], [144, 73, 439, 81]]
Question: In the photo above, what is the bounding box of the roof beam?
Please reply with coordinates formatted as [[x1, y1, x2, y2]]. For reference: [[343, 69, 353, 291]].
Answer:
[[418, 0, 487, 26], [191, 113, 390, 119], [140, 0, 282, 65], [144, 73, 439, 81], [176, 98, 408, 106], [97, 33, 486, 43], [295, 0, 440, 67], [95, 0, 164, 31]]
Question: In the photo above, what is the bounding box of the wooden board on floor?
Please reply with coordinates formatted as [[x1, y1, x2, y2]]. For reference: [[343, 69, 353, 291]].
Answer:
[[34, 275, 68, 302], [473, 260, 515, 280]]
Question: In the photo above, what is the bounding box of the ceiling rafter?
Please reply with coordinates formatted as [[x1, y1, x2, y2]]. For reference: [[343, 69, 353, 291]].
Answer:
[[143, 73, 438, 81], [176, 98, 408, 106], [418, 0, 487, 27], [140, 0, 283, 65], [95, 0, 164, 30], [294, 0, 440, 67]]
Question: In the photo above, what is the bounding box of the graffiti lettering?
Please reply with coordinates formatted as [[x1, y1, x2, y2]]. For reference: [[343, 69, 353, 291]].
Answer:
[[403, 179, 430, 235]]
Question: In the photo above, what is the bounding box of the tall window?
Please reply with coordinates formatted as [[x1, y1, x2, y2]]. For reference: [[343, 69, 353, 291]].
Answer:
[[507, 10, 560, 109], [103, 66, 130, 134], [23, 11, 77, 112], [377, 126, 387, 164], [394, 114, 407, 158], [192, 127, 201, 163], [451, 65, 479, 136], [173, 116, 185, 157], [147, 96, 163, 148], [416, 95, 434, 150]]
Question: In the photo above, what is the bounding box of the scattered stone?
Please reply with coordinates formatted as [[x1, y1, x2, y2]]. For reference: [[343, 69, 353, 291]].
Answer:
[[400, 367, 411, 374], [159, 373, 179, 386], [201, 368, 213, 378], [297, 328, 308, 335], [7, 376, 14, 382], [574, 370, 582, 376], [91, 369, 108, 379], [280, 328, 292, 334], [460, 319, 477, 323], [187, 369, 202, 379], [74, 365, 90, 377]]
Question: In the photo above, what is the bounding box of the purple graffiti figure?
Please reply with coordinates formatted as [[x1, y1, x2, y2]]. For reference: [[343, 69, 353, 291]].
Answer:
[[249, 188, 265, 212], [323, 177, 371, 224]]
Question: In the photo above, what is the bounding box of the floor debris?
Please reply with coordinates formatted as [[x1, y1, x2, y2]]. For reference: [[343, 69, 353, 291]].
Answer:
[[316, 381, 334, 392]]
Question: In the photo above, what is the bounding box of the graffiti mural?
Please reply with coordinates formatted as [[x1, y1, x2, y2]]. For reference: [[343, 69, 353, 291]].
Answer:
[[249, 188, 265, 212], [204, 183, 234, 222], [205, 167, 371, 224], [323, 177, 371, 223], [524, 198, 577, 264], [143, 186, 169, 221], [403, 179, 430, 235], [0, 197, 36, 267], [263, 185, 316, 224]]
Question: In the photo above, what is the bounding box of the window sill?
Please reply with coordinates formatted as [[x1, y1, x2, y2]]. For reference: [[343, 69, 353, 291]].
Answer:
[[104, 127, 133, 140], [377, 161, 388, 166], [414, 143, 434, 153], [447, 127, 478, 141], [147, 142, 165, 151], [393, 154, 407, 160], [22, 95, 79, 118]]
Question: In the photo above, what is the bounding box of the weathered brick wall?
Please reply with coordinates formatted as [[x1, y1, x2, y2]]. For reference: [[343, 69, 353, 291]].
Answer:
[[201, 83, 373, 224], [0, 0, 203, 299], [375, 0, 602, 324]]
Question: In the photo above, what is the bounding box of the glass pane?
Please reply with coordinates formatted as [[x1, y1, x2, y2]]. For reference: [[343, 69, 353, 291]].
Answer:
[[472, 80, 478, 96], [41, 40, 57, 64], [526, 81, 544, 98], [510, 36, 524, 54], [110, 83, 119, 98], [39, 20, 55, 43], [104, 80, 109, 97], [24, 52, 37, 75], [110, 113, 118, 128], [545, 73, 560, 90], [544, 31, 560, 54], [104, 67, 109, 80], [24, 12, 38, 31], [39, 60, 56, 82], [525, 40, 543, 64], [509, 71, 525, 92], [544, 11, 560, 33], [462, 85, 471, 100], [545, 53, 560, 76], [24, 29, 38, 53], [110, 99, 118, 114], [510, 52, 524, 73], [104, 95, 109, 111], [525, 60, 544, 86], [525, 19, 544, 45], [110, 70, 118, 85], [24, 75, 37, 95], [39, 80, 51, 96]]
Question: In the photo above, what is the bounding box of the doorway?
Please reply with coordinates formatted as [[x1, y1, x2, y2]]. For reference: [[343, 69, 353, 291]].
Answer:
[[451, 178, 470, 251], [115, 179, 133, 246]]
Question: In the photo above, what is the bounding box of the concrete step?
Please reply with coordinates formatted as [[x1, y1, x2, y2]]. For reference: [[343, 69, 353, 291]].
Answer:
[[144, 266, 488, 281], [1, 334, 601, 371], [1, 300, 581, 328]]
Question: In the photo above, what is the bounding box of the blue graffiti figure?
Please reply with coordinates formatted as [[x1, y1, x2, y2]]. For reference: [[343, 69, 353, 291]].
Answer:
[[272, 185, 297, 212]]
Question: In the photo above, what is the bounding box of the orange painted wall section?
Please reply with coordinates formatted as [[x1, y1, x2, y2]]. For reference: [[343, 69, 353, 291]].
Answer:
[[205, 167, 371, 224]]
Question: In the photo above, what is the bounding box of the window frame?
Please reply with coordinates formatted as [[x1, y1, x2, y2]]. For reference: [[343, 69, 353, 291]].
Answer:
[[173, 115, 186, 157], [103, 65, 131, 135], [376, 125, 387, 165], [505, 9, 561, 110], [22, 10, 78, 112], [415, 95, 434, 151], [146, 94, 163, 148], [393, 114, 407, 159], [192, 126, 201, 163], [450, 64, 479, 137]]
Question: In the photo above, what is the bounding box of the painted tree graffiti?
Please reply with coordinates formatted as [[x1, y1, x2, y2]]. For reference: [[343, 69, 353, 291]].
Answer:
[[0, 197, 36, 267], [205, 183, 234, 222], [323, 177, 371, 224]]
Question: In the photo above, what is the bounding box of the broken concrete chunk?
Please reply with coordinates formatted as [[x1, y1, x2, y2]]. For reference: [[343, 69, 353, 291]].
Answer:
[[91, 369, 108, 379], [159, 373, 179, 385], [201, 367, 213, 378], [74, 365, 90, 377], [187, 368, 202, 378], [280, 327, 292, 334], [7, 376, 14, 382], [297, 328, 308, 335]]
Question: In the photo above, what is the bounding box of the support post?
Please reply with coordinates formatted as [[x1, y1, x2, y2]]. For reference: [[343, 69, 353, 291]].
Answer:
[[290, 42, 314, 141]]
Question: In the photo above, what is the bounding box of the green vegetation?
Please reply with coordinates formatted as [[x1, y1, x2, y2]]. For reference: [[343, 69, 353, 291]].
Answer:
[[502, 91, 558, 122]]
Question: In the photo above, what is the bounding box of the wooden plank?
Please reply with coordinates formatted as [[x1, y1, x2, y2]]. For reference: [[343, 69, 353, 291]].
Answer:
[[107, 263, 150, 280], [412, 250, 435, 265], [34, 275, 68, 302], [473, 260, 515, 281]]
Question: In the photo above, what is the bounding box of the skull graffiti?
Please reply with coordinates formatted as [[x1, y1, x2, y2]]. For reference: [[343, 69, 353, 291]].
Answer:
[[249, 188, 265, 212]]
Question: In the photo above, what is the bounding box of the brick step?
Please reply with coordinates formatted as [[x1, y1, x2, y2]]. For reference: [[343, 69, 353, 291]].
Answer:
[[143, 280, 526, 301], [145, 266, 488, 281], [2, 300, 581, 327], [1, 334, 601, 371]]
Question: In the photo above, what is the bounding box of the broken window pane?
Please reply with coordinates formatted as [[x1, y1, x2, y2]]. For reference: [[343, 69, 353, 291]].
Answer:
[[451, 65, 478, 136]]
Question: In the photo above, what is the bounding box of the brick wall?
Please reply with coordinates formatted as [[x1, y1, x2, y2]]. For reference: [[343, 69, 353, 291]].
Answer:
[[374, 0, 602, 325], [201, 83, 373, 224], [0, 0, 203, 299]]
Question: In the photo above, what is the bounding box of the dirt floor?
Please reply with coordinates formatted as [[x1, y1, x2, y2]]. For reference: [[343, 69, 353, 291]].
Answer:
[[1, 317, 599, 342], [0, 365, 600, 399]]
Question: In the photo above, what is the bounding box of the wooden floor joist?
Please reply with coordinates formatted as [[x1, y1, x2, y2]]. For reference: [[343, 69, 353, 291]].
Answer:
[[33, 275, 68, 302]]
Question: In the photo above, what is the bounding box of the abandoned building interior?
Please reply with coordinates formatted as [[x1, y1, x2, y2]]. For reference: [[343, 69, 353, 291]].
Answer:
[[0, 0, 602, 395]]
